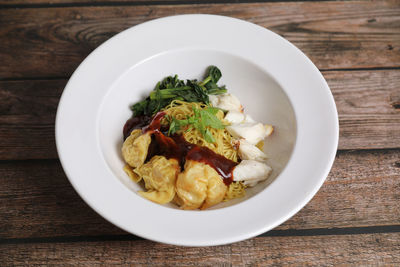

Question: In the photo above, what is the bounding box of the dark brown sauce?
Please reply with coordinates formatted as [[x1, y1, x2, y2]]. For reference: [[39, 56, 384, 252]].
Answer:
[[146, 131, 237, 185], [142, 112, 166, 133], [146, 131, 193, 170], [123, 115, 151, 140], [123, 112, 166, 140], [124, 112, 238, 185], [186, 146, 237, 185]]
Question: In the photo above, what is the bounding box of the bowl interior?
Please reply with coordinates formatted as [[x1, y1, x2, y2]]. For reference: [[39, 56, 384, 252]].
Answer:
[[98, 49, 297, 209]]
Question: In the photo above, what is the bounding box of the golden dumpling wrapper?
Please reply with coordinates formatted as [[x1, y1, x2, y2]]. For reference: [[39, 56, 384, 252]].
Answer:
[[135, 155, 180, 204], [201, 166, 227, 210], [175, 160, 227, 210], [123, 164, 141, 183], [121, 129, 151, 168]]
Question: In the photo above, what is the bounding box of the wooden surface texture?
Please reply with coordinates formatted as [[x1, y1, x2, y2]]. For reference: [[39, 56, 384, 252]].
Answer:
[[1, 233, 400, 265], [1, 1, 399, 78], [0, 0, 399, 265], [0, 149, 399, 240]]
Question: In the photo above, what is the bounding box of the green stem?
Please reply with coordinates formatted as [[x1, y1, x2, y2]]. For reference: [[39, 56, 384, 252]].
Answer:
[[199, 76, 211, 86], [208, 88, 227, 95], [149, 86, 191, 99]]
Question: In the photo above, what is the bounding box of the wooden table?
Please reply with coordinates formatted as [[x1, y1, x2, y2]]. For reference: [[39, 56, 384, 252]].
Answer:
[[1, 0, 399, 265]]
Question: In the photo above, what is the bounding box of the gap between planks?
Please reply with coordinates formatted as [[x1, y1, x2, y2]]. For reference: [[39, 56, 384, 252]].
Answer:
[[1, 68, 399, 159], [1, 225, 400, 245], [1, 233, 399, 265]]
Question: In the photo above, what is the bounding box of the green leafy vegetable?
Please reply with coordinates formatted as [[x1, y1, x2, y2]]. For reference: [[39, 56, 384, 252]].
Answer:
[[131, 100, 148, 116], [159, 75, 185, 89], [200, 65, 222, 85], [166, 106, 225, 143], [131, 66, 227, 117]]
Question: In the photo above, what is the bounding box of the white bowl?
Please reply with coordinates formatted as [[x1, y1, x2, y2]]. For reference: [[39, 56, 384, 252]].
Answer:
[[56, 14, 338, 246]]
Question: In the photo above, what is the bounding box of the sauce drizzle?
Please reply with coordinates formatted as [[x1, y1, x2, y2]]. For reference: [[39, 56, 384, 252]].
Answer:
[[142, 112, 166, 133], [123, 112, 166, 140], [186, 146, 237, 185], [124, 112, 238, 185], [123, 115, 151, 140]]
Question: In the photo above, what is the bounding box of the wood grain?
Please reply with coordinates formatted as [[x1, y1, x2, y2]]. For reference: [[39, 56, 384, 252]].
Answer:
[[0, 149, 399, 239], [1, 69, 399, 160], [326, 70, 400, 150], [0, 159, 124, 239], [0, 0, 360, 4], [1, 0, 399, 78], [0, 0, 183, 4], [0, 80, 63, 160], [1, 233, 399, 266], [0, 0, 399, 263]]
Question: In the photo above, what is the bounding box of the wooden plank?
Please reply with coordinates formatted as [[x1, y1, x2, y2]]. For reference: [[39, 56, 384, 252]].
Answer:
[[1, 233, 399, 265], [0, 79, 63, 160], [1, 69, 399, 160], [0, 0, 360, 4], [0, 159, 124, 239], [0, 0, 180, 4], [281, 149, 400, 230], [325, 70, 400, 150], [0, 1, 399, 78], [0, 149, 399, 239]]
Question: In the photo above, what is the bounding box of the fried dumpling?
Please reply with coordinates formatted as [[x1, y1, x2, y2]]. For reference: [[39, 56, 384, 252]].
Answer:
[[176, 160, 227, 210], [135, 155, 180, 204], [121, 129, 151, 168]]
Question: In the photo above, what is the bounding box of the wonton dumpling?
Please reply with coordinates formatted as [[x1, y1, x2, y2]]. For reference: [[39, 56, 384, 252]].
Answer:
[[201, 167, 228, 210], [121, 129, 151, 168], [176, 160, 227, 210], [123, 164, 141, 183], [175, 160, 207, 210], [135, 155, 180, 204]]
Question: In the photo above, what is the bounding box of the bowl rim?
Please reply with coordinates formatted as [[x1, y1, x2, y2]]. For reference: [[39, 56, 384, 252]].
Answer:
[[56, 14, 339, 246]]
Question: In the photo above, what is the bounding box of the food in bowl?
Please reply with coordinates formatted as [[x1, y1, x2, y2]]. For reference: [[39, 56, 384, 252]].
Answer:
[[121, 66, 274, 210]]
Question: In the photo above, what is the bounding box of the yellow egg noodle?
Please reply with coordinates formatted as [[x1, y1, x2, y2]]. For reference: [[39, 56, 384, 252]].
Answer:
[[161, 100, 238, 162]]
